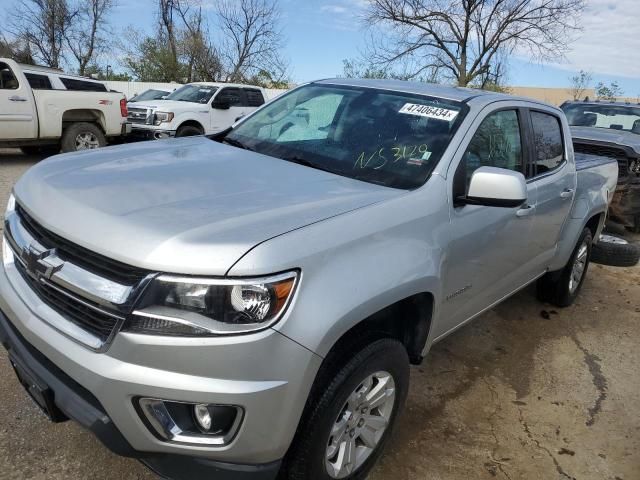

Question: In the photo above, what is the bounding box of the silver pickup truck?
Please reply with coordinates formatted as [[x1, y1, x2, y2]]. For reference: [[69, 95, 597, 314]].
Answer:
[[0, 80, 618, 480]]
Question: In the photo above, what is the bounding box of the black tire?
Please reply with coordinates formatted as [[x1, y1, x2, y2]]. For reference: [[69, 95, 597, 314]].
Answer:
[[175, 125, 203, 137], [591, 234, 640, 267], [61, 123, 106, 152], [284, 338, 409, 480], [537, 228, 592, 308]]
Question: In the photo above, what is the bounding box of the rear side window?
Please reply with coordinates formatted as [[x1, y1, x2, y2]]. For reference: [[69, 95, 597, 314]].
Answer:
[[0, 62, 19, 90], [25, 73, 52, 90], [244, 88, 265, 107], [456, 110, 524, 191], [530, 111, 564, 176], [60, 77, 107, 92], [216, 88, 243, 107]]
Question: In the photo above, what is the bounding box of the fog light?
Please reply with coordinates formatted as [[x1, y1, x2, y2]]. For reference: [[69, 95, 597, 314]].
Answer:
[[194, 404, 213, 431], [138, 398, 243, 446]]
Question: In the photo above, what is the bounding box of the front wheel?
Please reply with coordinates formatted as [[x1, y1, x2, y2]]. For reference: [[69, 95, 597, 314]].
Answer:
[[537, 227, 592, 307], [284, 338, 409, 480]]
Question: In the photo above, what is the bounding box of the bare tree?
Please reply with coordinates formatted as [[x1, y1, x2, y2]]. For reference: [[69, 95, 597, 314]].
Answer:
[[158, 0, 180, 73], [217, 0, 287, 83], [363, 0, 586, 86], [65, 0, 115, 75], [0, 34, 34, 64], [568, 70, 592, 100], [174, 1, 223, 82], [9, 0, 76, 68]]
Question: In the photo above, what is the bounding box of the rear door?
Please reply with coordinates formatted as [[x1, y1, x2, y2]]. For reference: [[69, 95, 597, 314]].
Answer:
[[210, 87, 245, 132], [525, 109, 576, 266], [0, 61, 37, 140]]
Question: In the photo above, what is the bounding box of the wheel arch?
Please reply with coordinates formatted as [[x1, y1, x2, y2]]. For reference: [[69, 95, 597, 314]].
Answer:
[[61, 109, 106, 133], [321, 292, 435, 367], [176, 119, 205, 134]]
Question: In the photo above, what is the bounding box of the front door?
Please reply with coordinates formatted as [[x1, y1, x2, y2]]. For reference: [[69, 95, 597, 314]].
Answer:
[[436, 107, 541, 338], [0, 62, 36, 140], [210, 87, 248, 132]]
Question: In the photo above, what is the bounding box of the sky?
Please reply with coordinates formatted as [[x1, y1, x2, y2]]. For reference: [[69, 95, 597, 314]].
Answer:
[[1, 0, 638, 96]]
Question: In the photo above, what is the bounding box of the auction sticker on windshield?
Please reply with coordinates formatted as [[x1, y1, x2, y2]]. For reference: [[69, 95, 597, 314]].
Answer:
[[399, 103, 459, 121]]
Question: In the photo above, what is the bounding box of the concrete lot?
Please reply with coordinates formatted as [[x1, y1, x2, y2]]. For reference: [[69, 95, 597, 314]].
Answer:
[[0, 148, 638, 480]]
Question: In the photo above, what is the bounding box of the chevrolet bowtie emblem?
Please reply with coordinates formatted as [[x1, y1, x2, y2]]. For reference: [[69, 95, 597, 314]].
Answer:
[[21, 245, 63, 281]]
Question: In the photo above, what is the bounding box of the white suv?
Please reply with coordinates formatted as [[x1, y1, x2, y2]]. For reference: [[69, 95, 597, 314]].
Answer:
[[127, 82, 267, 139]]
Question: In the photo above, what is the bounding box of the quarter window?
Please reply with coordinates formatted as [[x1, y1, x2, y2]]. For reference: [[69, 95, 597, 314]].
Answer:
[[530, 111, 564, 176], [0, 62, 19, 90], [60, 77, 107, 92], [457, 110, 523, 190]]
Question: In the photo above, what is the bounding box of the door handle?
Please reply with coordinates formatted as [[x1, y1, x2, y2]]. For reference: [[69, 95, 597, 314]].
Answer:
[[9, 96, 27, 102], [560, 189, 574, 199], [516, 205, 536, 217]]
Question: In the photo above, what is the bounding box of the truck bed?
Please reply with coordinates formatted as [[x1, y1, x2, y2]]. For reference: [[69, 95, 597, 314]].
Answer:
[[575, 152, 618, 171]]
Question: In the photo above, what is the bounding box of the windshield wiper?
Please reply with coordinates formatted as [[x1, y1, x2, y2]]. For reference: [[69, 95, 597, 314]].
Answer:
[[281, 155, 337, 175], [222, 137, 253, 151]]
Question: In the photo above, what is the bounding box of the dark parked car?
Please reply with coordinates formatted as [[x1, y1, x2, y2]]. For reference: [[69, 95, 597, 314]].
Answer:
[[127, 88, 172, 104], [561, 100, 640, 232]]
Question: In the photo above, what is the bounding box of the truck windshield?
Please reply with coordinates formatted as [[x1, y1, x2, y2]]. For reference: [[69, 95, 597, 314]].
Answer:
[[224, 84, 466, 189], [167, 85, 218, 103], [562, 103, 640, 135]]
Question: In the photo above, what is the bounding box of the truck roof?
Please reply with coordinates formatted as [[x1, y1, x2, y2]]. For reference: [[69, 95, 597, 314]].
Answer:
[[18, 63, 104, 83], [189, 81, 263, 90], [562, 100, 640, 108], [314, 78, 531, 104]]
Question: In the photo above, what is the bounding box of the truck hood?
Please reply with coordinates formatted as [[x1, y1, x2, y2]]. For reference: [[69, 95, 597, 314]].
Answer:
[[571, 126, 640, 156], [130, 99, 207, 112], [14, 137, 400, 275]]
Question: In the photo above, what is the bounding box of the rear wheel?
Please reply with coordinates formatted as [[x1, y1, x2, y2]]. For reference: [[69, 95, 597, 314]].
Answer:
[[284, 338, 409, 480], [61, 123, 106, 152], [537, 228, 592, 307]]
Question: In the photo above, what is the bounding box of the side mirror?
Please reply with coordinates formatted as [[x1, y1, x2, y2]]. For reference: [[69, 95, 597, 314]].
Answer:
[[463, 166, 527, 208], [212, 98, 230, 110]]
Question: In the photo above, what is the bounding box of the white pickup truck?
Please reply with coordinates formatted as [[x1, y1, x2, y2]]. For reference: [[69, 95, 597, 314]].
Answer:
[[0, 59, 131, 154], [127, 82, 267, 139]]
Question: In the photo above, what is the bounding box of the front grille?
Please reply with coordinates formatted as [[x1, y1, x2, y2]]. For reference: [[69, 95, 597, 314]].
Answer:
[[14, 262, 121, 342], [574, 143, 630, 176], [16, 204, 149, 285], [127, 108, 149, 125]]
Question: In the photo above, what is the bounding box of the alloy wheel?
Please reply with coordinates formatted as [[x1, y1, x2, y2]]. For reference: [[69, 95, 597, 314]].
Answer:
[[325, 371, 396, 479]]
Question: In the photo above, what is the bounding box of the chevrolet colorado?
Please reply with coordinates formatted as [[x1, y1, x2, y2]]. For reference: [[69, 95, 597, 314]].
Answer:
[[0, 80, 618, 480]]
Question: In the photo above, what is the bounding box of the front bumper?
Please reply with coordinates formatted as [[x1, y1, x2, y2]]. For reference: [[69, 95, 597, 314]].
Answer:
[[0, 311, 282, 480], [0, 262, 322, 477], [130, 124, 176, 140]]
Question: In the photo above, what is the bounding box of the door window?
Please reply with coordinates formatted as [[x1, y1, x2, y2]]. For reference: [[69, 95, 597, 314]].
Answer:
[[25, 73, 53, 90], [530, 111, 564, 176], [0, 62, 19, 90], [216, 88, 243, 107], [456, 110, 524, 192]]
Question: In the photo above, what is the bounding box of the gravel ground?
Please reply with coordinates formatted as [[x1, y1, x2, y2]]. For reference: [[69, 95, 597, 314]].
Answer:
[[0, 148, 638, 480]]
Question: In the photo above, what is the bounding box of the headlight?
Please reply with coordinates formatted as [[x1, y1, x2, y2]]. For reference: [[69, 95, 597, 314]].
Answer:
[[5, 193, 15, 218], [124, 271, 298, 336], [154, 111, 174, 125]]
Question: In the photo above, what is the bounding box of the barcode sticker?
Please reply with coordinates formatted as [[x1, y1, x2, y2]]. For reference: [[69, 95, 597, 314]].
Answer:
[[399, 103, 459, 121]]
